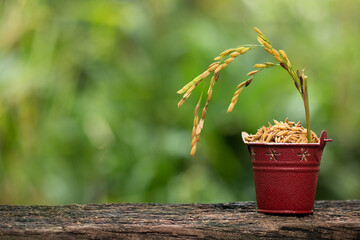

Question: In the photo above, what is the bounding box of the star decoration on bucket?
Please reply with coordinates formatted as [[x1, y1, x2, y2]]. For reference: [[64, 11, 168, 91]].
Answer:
[[297, 148, 311, 161], [266, 148, 280, 161]]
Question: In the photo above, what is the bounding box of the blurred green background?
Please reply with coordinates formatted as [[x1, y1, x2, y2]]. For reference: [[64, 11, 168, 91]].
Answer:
[[0, 0, 359, 205]]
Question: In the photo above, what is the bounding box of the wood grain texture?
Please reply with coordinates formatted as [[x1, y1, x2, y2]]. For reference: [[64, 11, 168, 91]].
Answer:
[[0, 201, 359, 239]]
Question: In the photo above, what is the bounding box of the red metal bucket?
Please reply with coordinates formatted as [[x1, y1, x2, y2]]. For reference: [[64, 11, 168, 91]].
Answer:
[[242, 130, 332, 214]]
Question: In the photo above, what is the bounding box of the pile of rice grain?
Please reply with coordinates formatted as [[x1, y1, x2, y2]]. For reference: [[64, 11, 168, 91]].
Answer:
[[245, 119, 319, 143]]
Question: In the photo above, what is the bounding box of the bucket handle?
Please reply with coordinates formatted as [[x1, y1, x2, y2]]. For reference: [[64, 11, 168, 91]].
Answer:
[[315, 130, 332, 162]]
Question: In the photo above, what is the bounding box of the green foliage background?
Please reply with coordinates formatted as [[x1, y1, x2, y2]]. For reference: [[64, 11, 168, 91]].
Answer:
[[0, 0, 359, 204]]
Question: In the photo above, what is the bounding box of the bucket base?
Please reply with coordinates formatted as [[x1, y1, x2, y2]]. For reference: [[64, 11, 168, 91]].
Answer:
[[257, 209, 313, 215]]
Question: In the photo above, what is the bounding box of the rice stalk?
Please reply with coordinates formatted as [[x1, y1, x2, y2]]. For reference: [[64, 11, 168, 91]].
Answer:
[[178, 27, 314, 157], [253, 27, 312, 142]]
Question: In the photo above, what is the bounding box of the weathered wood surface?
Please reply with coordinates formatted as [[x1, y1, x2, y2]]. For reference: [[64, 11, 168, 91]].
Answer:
[[0, 200, 359, 239]]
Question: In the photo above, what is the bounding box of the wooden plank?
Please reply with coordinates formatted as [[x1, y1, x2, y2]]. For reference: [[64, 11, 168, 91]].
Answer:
[[0, 200, 359, 239]]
